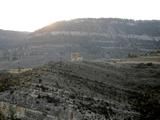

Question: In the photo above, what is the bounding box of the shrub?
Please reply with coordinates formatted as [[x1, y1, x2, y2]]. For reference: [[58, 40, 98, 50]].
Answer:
[[132, 90, 160, 120]]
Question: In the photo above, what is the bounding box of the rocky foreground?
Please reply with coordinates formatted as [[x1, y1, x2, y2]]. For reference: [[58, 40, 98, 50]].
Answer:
[[0, 57, 160, 120]]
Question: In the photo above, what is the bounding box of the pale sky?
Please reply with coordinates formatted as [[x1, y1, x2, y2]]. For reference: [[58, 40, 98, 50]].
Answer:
[[0, 0, 159, 32]]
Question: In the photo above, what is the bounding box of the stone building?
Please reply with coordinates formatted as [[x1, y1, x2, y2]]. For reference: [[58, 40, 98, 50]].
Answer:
[[71, 52, 83, 61]]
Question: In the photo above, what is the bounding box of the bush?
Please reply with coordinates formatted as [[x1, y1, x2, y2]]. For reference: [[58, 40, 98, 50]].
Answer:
[[0, 73, 12, 92], [0, 111, 6, 120], [132, 90, 160, 120]]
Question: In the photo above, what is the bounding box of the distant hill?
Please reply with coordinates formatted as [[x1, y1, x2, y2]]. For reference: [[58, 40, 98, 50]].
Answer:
[[28, 18, 160, 61], [0, 29, 29, 49], [35, 18, 160, 36], [0, 18, 160, 69], [0, 29, 29, 66]]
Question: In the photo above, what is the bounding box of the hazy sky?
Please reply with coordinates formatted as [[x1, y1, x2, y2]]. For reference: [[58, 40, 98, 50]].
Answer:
[[0, 0, 159, 32]]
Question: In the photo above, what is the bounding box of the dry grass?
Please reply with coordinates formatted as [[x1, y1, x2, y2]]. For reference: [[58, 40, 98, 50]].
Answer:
[[8, 68, 32, 74]]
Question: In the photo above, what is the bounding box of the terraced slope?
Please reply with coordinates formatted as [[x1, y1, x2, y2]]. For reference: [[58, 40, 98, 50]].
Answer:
[[1, 18, 160, 69]]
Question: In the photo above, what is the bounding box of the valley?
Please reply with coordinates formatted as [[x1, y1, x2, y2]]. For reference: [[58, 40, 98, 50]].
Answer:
[[0, 18, 160, 120]]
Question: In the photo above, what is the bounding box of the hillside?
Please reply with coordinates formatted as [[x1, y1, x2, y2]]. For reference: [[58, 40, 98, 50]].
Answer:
[[0, 29, 29, 49], [35, 18, 160, 36], [0, 54, 159, 120], [0, 18, 160, 69], [28, 18, 160, 61], [0, 29, 29, 67]]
